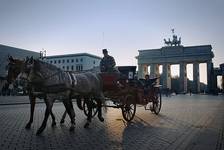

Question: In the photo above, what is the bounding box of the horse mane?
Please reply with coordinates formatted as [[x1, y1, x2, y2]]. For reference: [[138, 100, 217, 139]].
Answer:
[[9, 58, 24, 66], [34, 59, 62, 73]]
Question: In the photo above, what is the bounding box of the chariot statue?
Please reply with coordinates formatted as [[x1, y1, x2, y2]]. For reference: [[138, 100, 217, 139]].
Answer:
[[164, 29, 181, 46]]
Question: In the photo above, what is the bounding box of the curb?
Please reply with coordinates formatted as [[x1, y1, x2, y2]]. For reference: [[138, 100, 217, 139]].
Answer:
[[0, 100, 75, 106], [0, 101, 45, 106]]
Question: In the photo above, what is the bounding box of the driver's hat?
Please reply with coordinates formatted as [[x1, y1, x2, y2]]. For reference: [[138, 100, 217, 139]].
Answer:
[[102, 49, 108, 53]]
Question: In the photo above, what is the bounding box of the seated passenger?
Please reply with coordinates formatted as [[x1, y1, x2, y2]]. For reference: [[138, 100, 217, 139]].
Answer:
[[144, 74, 151, 95]]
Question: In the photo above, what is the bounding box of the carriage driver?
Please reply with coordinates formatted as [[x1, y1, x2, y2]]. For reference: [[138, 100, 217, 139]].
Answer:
[[100, 49, 117, 73]]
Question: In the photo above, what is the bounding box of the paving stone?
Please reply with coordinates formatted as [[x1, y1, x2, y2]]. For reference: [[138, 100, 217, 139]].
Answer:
[[0, 95, 223, 150]]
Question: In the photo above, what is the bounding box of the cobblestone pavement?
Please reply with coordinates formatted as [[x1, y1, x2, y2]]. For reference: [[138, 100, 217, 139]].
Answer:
[[0, 95, 223, 150]]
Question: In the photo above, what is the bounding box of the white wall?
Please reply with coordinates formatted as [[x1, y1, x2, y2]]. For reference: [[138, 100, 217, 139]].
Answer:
[[46, 55, 101, 71]]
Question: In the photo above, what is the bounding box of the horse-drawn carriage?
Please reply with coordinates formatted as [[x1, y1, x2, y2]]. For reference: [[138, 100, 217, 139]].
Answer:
[[7, 57, 162, 134], [83, 66, 162, 122]]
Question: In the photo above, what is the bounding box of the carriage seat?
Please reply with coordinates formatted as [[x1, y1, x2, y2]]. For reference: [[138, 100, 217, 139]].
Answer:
[[138, 77, 159, 87], [99, 72, 124, 90]]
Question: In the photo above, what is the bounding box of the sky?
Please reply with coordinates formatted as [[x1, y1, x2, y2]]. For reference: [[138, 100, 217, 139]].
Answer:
[[0, 0, 223, 85]]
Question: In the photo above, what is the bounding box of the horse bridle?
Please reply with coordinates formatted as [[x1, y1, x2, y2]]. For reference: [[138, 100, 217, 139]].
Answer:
[[7, 62, 22, 84]]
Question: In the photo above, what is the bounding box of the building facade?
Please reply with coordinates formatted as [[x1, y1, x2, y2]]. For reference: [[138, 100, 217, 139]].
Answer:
[[213, 63, 224, 93], [0, 44, 39, 77], [0, 44, 40, 95], [45, 53, 102, 72], [136, 45, 214, 93]]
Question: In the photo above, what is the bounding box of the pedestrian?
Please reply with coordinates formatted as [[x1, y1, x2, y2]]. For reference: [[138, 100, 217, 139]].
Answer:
[[144, 74, 151, 95]]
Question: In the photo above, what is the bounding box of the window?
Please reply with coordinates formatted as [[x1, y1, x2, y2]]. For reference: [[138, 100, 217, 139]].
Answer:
[[67, 59, 69, 63], [76, 65, 83, 71], [93, 61, 95, 64], [50, 60, 53, 64], [76, 59, 78, 63], [71, 59, 74, 63], [67, 66, 69, 70], [54, 60, 56, 64], [80, 58, 83, 62], [62, 59, 65, 63], [58, 60, 61, 63], [62, 66, 65, 69], [71, 65, 74, 70]]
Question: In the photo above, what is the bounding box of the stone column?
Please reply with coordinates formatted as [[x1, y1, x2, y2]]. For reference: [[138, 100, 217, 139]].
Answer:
[[143, 65, 148, 76], [180, 62, 187, 93], [193, 62, 200, 93], [150, 64, 159, 77], [138, 64, 144, 79], [162, 63, 171, 89], [207, 60, 212, 93]]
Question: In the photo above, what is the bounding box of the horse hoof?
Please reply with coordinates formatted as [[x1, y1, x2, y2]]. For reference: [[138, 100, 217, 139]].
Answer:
[[36, 129, 43, 135], [84, 122, 89, 128], [51, 122, 56, 127], [36, 126, 45, 135], [60, 120, 64, 124], [98, 116, 104, 122], [69, 126, 75, 131], [25, 123, 31, 129]]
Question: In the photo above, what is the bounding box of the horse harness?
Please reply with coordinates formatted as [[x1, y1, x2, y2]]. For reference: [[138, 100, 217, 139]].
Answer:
[[67, 72, 78, 87]]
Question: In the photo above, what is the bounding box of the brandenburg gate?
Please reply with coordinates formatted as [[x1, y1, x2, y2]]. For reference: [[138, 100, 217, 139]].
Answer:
[[136, 34, 214, 93]]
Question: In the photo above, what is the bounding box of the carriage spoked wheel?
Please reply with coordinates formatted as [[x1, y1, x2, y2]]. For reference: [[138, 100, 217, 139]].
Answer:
[[152, 88, 162, 115], [122, 95, 136, 122], [83, 98, 98, 118]]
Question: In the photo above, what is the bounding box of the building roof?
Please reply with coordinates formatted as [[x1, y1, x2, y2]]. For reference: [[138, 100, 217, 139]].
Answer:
[[138, 45, 212, 52], [0, 44, 39, 54], [136, 44, 214, 64], [46, 53, 102, 60]]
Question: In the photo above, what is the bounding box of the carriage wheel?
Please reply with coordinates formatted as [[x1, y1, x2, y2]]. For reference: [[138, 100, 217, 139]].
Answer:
[[152, 88, 162, 115], [83, 99, 98, 118], [122, 95, 136, 122]]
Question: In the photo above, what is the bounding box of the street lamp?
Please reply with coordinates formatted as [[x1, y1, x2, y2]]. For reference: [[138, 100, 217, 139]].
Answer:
[[39, 51, 43, 59], [40, 49, 47, 60]]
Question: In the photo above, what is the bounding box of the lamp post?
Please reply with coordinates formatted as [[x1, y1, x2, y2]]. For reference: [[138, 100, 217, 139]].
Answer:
[[39, 51, 43, 59], [40, 49, 46, 60]]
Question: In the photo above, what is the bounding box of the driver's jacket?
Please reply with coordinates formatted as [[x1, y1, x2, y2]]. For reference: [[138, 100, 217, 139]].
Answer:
[[100, 55, 116, 73]]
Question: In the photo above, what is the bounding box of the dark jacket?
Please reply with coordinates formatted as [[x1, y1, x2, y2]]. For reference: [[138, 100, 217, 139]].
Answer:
[[100, 55, 116, 72]]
